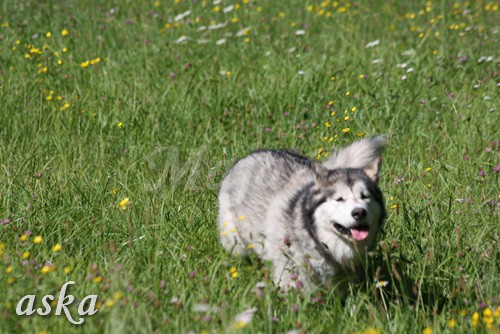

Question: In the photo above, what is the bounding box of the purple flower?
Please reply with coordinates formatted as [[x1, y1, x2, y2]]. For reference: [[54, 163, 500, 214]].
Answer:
[[189, 270, 197, 278], [493, 165, 500, 173], [34, 171, 41, 179], [291, 305, 299, 312], [265, 127, 271, 132], [479, 170, 485, 177], [0, 218, 10, 225], [419, 99, 427, 105], [459, 56, 468, 63], [485, 147, 492, 153], [169, 72, 176, 79]]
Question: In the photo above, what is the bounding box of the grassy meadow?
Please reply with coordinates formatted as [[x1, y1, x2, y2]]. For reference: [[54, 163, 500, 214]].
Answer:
[[0, 0, 499, 333]]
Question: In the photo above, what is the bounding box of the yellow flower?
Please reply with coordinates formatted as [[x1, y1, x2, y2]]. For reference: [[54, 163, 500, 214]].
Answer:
[[119, 197, 129, 210], [33, 236, 43, 244], [360, 327, 381, 334], [21, 251, 30, 259], [62, 47, 68, 52], [229, 267, 237, 273], [422, 327, 432, 334], [61, 29, 69, 36], [483, 308, 492, 317], [20, 234, 28, 241], [447, 319, 456, 328], [230, 17, 239, 23], [117, 122, 123, 128], [90, 57, 100, 65], [344, 116, 350, 121], [213, 5, 221, 12], [46, 32, 51, 38], [247, 244, 254, 249], [93, 276, 103, 283], [105, 300, 114, 307], [425, 167, 432, 172], [225, 71, 232, 78], [52, 244, 62, 252], [40, 265, 55, 274], [6, 277, 14, 284], [341, 128, 350, 133], [230, 227, 237, 233], [231, 271, 239, 278], [221, 231, 227, 237], [459, 309, 467, 317], [64, 266, 72, 274], [238, 215, 245, 221], [80, 60, 90, 68], [57, 59, 62, 65], [5, 266, 13, 274], [113, 292, 123, 300], [113, 188, 119, 195]]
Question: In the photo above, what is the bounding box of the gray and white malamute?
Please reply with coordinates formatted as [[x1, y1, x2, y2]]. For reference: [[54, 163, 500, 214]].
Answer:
[[217, 137, 386, 291]]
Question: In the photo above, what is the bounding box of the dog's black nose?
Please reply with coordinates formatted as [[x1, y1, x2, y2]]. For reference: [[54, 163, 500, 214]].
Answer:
[[351, 208, 367, 221]]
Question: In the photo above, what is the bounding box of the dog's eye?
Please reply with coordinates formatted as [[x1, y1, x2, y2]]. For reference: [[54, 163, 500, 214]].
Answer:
[[360, 193, 369, 200], [334, 197, 344, 202]]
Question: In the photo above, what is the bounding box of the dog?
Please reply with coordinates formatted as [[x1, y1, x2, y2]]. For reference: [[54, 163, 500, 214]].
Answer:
[[217, 136, 386, 291]]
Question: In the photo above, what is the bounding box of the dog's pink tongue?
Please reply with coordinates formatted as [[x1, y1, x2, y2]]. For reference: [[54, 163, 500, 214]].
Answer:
[[351, 228, 369, 241]]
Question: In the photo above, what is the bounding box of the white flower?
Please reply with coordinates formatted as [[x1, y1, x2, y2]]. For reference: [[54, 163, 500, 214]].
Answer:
[[170, 296, 179, 303], [197, 25, 207, 32], [174, 10, 191, 22], [236, 27, 251, 36], [406, 67, 414, 73], [375, 280, 389, 288], [401, 49, 416, 56], [234, 307, 257, 329], [265, 51, 271, 56], [372, 59, 382, 64], [397, 63, 407, 68], [289, 47, 296, 53], [175, 36, 188, 44], [213, 0, 222, 4], [295, 30, 306, 36], [478, 56, 494, 63], [255, 282, 266, 288], [223, 5, 234, 13], [297, 70, 305, 75], [365, 39, 380, 48], [401, 75, 407, 80], [216, 38, 226, 45], [197, 39, 209, 44], [193, 304, 210, 312], [208, 22, 227, 30]]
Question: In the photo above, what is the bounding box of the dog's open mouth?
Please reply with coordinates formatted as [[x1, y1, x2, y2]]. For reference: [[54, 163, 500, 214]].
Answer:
[[334, 223, 370, 241]]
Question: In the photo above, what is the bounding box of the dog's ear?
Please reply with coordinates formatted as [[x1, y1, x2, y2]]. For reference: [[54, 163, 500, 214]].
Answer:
[[363, 156, 382, 183], [310, 161, 329, 185]]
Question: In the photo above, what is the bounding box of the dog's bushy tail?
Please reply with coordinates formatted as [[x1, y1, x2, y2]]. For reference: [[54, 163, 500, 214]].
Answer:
[[323, 136, 386, 170]]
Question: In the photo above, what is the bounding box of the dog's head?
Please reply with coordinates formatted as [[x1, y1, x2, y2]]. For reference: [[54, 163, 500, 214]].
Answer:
[[307, 138, 386, 265]]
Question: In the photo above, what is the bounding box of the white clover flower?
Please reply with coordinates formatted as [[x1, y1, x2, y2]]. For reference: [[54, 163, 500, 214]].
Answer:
[[365, 39, 380, 48], [223, 5, 234, 13], [216, 38, 227, 45], [174, 10, 191, 22], [175, 36, 188, 44]]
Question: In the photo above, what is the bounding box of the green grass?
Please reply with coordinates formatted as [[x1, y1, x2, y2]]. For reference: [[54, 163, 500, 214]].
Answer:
[[0, 0, 498, 333]]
